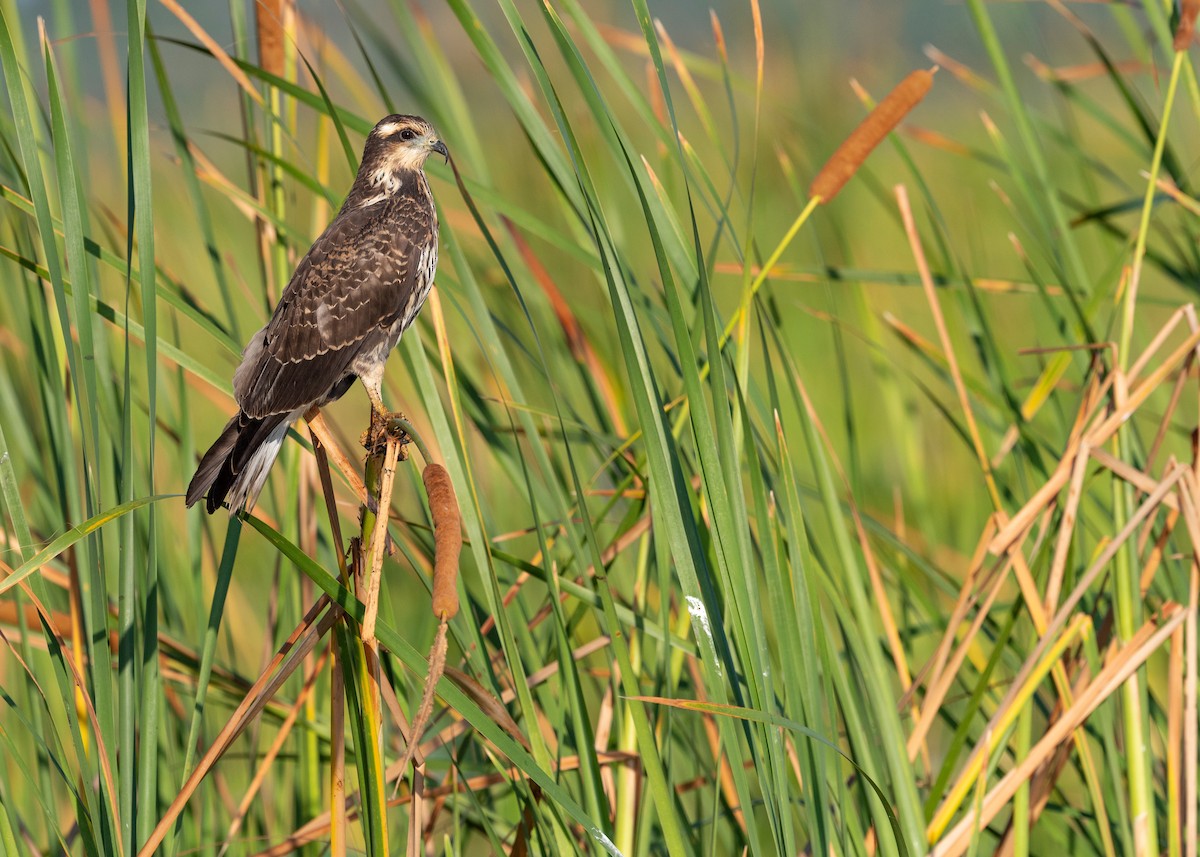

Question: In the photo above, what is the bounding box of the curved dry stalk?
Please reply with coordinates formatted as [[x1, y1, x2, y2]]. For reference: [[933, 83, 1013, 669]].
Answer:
[[931, 605, 1187, 857], [139, 596, 337, 857]]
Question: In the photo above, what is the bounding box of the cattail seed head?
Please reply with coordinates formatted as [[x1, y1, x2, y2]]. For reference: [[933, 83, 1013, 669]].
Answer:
[[423, 463, 462, 620], [810, 67, 936, 203], [1176, 0, 1199, 52]]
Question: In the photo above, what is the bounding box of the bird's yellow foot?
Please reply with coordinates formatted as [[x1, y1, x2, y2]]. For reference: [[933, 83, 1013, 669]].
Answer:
[[362, 408, 412, 457]]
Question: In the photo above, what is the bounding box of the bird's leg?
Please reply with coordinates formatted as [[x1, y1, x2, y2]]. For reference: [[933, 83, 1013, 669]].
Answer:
[[362, 378, 410, 454]]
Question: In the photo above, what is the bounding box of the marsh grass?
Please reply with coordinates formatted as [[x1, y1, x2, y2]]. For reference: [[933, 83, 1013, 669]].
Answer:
[[0, 0, 1199, 855]]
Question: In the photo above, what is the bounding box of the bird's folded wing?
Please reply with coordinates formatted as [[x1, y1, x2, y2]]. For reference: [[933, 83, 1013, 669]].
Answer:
[[234, 203, 429, 419]]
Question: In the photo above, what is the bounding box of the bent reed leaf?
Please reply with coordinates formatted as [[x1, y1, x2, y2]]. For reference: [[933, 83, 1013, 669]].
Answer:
[[809, 66, 936, 202]]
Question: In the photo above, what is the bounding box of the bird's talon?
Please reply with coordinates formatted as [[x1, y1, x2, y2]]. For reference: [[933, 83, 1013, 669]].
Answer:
[[362, 409, 412, 456]]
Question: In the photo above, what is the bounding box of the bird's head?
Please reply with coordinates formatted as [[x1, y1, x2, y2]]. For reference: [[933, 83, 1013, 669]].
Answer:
[[361, 114, 448, 177]]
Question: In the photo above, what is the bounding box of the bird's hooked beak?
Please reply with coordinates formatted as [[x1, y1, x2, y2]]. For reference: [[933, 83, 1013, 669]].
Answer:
[[430, 139, 449, 164]]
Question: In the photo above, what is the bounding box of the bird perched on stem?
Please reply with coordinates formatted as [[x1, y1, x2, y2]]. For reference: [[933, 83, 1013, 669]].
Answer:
[[187, 114, 448, 514]]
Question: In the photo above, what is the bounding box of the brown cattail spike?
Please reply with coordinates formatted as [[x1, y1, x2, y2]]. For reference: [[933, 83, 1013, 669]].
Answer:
[[423, 463, 462, 620], [256, 0, 285, 77], [1176, 0, 1199, 52], [810, 67, 936, 203]]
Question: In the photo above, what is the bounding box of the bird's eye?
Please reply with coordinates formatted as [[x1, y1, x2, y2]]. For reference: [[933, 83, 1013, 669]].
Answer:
[[399, 128, 416, 141]]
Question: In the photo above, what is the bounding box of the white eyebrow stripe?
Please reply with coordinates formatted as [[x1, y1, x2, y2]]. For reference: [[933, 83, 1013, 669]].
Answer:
[[375, 122, 402, 135]]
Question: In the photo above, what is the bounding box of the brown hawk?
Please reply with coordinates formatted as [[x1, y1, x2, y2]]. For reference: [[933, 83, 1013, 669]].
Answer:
[[186, 114, 447, 514]]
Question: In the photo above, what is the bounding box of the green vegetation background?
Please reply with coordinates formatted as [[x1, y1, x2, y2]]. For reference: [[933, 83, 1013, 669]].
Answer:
[[0, 0, 1197, 855]]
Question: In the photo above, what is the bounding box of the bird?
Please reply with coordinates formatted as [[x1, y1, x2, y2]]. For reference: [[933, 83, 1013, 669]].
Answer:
[[186, 114, 448, 515]]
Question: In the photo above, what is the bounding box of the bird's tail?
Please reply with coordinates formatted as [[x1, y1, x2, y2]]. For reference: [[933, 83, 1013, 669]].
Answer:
[[186, 410, 296, 515]]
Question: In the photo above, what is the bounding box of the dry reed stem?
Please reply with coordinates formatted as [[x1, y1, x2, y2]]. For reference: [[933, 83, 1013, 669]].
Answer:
[[88, 0, 124, 153], [1174, 478, 1200, 857], [1138, 505, 1177, 593], [378, 667, 420, 763], [922, 45, 987, 90], [0, 598, 71, 639], [252, 750, 643, 856], [897, 184, 1001, 509], [931, 465, 1187, 838], [1127, 303, 1196, 384], [139, 598, 337, 856], [593, 679, 617, 808], [749, 0, 764, 135], [361, 436, 401, 642], [1147, 355, 1195, 473], [1025, 54, 1145, 82], [931, 605, 1187, 857], [1045, 443, 1091, 613], [268, 634, 613, 854], [709, 9, 727, 64], [1089, 446, 1180, 511], [655, 19, 713, 141], [906, 556, 1011, 759], [306, 409, 370, 507], [992, 326, 1200, 554], [393, 622, 449, 789], [1154, 175, 1200, 216], [991, 667, 1096, 857], [219, 647, 329, 854], [423, 463, 462, 621], [712, 262, 1048, 294], [901, 515, 996, 711], [1004, 529, 1051, 630], [158, 0, 263, 105], [1169, 625, 1184, 857], [406, 764, 426, 857], [810, 69, 934, 202], [1176, 0, 1199, 52]]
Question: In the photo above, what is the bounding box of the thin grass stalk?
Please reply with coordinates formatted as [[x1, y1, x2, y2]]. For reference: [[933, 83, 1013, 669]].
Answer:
[[1168, 626, 1184, 857], [1108, 43, 1187, 857], [1118, 49, 1184, 370], [1179, 477, 1200, 857], [896, 184, 1000, 509]]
